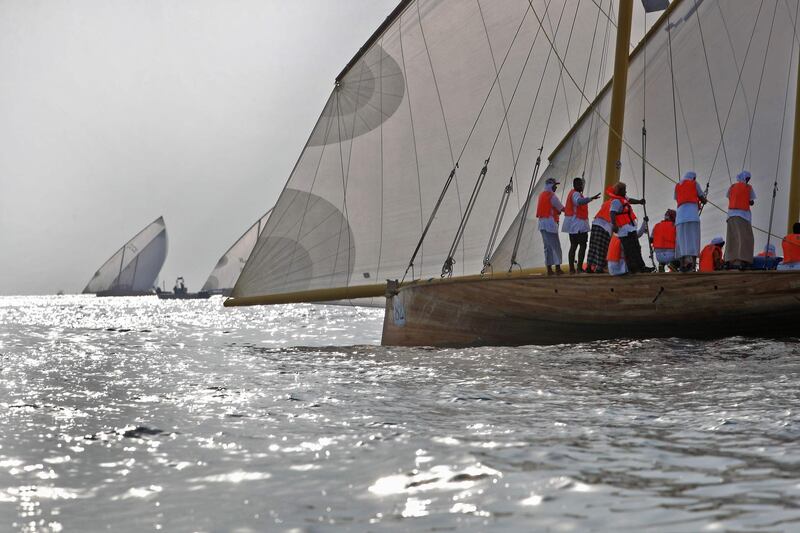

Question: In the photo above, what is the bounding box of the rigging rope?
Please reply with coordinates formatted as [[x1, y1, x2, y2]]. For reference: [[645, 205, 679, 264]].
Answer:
[[742, 0, 779, 172], [442, 160, 489, 278], [642, 8, 655, 269], [441, 0, 563, 276], [667, 16, 681, 178], [765, 0, 798, 255], [405, 0, 539, 281], [484, 0, 583, 270]]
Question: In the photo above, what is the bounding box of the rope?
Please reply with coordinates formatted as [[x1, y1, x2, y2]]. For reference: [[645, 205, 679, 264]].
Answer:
[[742, 0, 779, 172], [692, 0, 731, 212], [667, 16, 681, 177], [442, 0, 562, 276], [509, 149, 543, 270], [505, 0, 579, 270], [706, 0, 766, 186], [406, 0, 540, 280], [766, 0, 798, 255], [642, 8, 655, 269], [482, 178, 514, 273], [442, 160, 490, 278]]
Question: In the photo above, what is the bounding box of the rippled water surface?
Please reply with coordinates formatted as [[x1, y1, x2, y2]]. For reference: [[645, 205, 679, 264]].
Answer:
[[1, 295, 800, 532]]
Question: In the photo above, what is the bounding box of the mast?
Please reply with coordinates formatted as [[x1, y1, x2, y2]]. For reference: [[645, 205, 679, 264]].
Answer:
[[789, 39, 800, 232], [603, 0, 635, 194]]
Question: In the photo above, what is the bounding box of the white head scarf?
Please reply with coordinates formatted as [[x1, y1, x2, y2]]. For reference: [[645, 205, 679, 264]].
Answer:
[[681, 171, 697, 182], [737, 171, 751, 183], [711, 236, 725, 246]]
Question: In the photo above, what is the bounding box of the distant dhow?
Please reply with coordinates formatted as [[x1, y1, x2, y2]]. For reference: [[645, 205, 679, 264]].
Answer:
[[83, 216, 168, 297]]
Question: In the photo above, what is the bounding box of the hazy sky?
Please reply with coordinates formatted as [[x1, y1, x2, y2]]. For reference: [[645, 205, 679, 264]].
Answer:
[[0, 0, 398, 294]]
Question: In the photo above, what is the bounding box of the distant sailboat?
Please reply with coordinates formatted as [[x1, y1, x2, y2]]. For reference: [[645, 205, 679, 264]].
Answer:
[[226, 0, 800, 346], [83, 216, 168, 297], [202, 209, 272, 296]]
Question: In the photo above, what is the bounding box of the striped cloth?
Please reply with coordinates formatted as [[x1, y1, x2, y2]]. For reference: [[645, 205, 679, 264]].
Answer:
[[587, 225, 611, 272]]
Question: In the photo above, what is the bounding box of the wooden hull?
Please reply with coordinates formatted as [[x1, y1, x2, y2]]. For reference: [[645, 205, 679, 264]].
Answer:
[[381, 271, 800, 347]]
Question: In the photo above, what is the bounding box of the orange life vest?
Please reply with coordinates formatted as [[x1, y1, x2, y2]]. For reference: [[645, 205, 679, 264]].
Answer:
[[675, 179, 700, 207], [652, 220, 676, 250], [699, 244, 722, 272], [564, 189, 589, 220], [757, 249, 776, 258], [607, 235, 623, 263], [728, 182, 753, 211], [595, 187, 636, 228], [782, 234, 800, 263], [536, 190, 560, 223]]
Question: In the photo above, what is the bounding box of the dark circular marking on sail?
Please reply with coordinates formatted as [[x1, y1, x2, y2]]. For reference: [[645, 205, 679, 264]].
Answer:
[[308, 45, 404, 147], [246, 189, 356, 293]]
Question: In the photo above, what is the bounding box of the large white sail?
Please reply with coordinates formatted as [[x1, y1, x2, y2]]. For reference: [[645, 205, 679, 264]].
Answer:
[[491, 0, 799, 269], [232, 0, 664, 302], [83, 216, 168, 294], [202, 210, 272, 293]]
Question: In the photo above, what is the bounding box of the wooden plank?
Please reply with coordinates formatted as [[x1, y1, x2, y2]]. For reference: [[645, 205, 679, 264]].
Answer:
[[382, 271, 800, 346]]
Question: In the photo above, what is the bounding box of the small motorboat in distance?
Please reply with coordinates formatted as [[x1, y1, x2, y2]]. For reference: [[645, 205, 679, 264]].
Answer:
[[156, 277, 211, 300]]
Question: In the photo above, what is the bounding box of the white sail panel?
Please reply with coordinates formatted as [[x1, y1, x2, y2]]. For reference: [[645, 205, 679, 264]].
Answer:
[[202, 210, 272, 293], [491, 0, 799, 269], [234, 0, 661, 300], [83, 216, 168, 294]]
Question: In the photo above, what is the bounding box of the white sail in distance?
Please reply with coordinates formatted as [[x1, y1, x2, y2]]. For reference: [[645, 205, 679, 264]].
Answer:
[[202, 210, 272, 294], [83, 216, 168, 294], [491, 0, 800, 269], [232, 0, 661, 302]]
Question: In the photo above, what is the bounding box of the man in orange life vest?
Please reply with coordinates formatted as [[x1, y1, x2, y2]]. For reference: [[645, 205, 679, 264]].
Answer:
[[536, 177, 565, 275], [586, 182, 642, 273], [609, 182, 652, 273], [651, 209, 678, 272], [674, 171, 708, 271], [724, 170, 756, 268], [561, 177, 601, 274], [699, 237, 725, 272], [778, 222, 800, 270]]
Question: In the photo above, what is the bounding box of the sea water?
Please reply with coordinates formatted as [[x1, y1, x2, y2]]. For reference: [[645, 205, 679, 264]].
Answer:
[[1, 295, 799, 532]]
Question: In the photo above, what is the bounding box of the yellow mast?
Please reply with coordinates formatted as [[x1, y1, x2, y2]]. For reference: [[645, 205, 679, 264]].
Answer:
[[603, 0, 635, 195], [789, 43, 800, 232]]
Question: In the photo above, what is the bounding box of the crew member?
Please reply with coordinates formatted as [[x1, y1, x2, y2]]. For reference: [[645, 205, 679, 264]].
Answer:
[[609, 182, 651, 273], [586, 188, 615, 274], [651, 209, 678, 272], [724, 170, 756, 269], [757, 244, 776, 257], [537, 177, 565, 275], [562, 177, 601, 274], [674, 171, 707, 271], [607, 217, 649, 276], [607, 234, 626, 276], [699, 237, 725, 272], [778, 222, 800, 270]]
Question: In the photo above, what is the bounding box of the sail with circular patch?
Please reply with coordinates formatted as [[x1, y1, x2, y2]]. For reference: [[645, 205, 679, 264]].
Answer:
[[231, 0, 661, 303]]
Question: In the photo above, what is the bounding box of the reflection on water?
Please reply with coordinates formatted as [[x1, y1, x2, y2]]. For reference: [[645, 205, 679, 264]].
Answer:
[[1, 295, 799, 531]]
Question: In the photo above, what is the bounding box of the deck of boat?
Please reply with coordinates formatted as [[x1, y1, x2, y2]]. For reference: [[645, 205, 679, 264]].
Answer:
[[381, 270, 800, 347]]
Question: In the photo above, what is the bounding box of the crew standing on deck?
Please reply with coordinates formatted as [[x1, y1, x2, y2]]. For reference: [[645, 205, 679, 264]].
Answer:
[[651, 209, 678, 272], [609, 182, 651, 273], [562, 177, 601, 274], [587, 182, 638, 274], [674, 171, 708, 271], [725, 171, 756, 269], [537, 177, 565, 275], [778, 222, 800, 270]]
